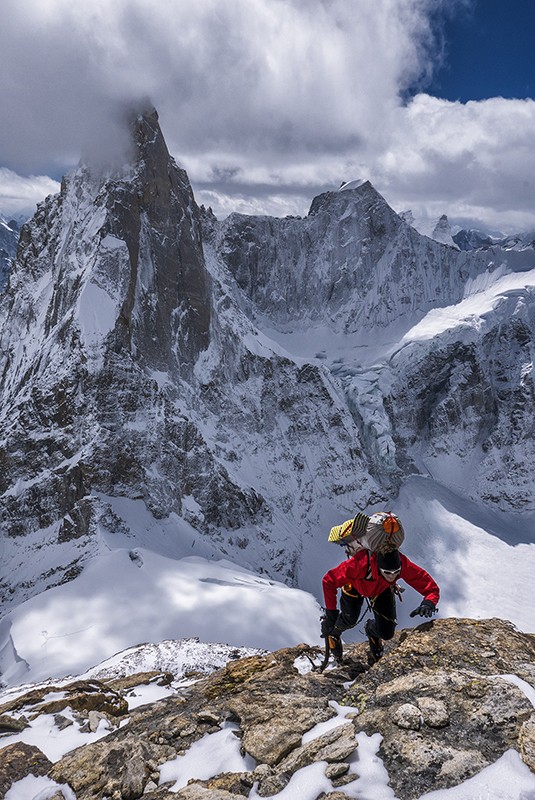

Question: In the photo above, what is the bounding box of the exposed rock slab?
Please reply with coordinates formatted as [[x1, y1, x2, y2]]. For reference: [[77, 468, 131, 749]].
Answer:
[[343, 618, 535, 799], [0, 678, 128, 719]]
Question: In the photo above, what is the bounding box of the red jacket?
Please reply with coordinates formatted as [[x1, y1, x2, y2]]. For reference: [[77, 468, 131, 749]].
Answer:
[[322, 550, 440, 610]]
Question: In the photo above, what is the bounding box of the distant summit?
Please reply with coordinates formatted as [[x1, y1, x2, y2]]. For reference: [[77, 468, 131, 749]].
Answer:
[[401, 210, 458, 248], [338, 178, 367, 191], [453, 227, 535, 252]]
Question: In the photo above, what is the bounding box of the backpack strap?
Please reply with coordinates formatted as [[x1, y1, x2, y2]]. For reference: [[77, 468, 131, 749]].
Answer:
[[364, 549, 373, 580]]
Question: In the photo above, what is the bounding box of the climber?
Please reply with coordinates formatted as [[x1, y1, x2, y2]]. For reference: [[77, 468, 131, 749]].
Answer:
[[321, 547, 440, 664]]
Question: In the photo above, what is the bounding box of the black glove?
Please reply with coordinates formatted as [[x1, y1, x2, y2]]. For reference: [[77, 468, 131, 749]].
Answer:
[[410, 599, 436, 618], [320, 609, 339, 638]]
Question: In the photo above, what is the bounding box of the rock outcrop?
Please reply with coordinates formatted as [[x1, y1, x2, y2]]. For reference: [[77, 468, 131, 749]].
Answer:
[[1, 618, 533, 799]]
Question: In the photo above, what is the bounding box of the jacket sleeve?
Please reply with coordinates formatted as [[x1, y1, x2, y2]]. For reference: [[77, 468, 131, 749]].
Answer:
[[401, 555, 440, 605], [322, 555, 363, 609]]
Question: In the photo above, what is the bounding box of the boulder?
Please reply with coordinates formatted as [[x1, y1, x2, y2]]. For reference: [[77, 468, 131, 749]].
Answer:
[[345, 618, 535, 799], [0, 742, 53, 797]]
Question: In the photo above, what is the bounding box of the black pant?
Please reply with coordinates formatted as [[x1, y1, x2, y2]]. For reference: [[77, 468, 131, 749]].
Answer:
[[336, 587, 397, 640]]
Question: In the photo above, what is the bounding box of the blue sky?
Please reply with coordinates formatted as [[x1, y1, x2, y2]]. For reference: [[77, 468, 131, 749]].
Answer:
[[0, 0, 534, 232], [429, 0, 535, 102]]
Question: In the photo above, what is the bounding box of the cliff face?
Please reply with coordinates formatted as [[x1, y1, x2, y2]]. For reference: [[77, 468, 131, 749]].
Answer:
[[386, 295, 535, 510], [0, 216, 19, 292], [1, 618, 534, 799], [208, 183, 535, 510], [209, 182, 519, 332], [213, 180, 535, 522]]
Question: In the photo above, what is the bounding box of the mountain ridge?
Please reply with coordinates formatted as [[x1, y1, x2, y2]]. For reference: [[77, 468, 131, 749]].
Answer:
[[1, 617, 534, 799], [0, 108, 382, 616]]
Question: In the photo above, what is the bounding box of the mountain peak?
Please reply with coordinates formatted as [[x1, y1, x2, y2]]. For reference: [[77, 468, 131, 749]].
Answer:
[[307, 178, 392, 218], [130, 105, 172, 171], [338, 178, 368, 192]]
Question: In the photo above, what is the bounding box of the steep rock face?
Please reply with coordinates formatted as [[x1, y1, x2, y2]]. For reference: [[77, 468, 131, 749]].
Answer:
[[0, 109, 256, 608], [108, 110, 211, 370], [385, 285, 535, 510], [0, 217, 19, 293], [209, 182, 509, 332], [2, 618, 533, 799], [0, 110, 381, 613], [207, 184, 535, 510]]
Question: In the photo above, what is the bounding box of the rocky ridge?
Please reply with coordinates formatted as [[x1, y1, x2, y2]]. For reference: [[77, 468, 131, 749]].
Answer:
[[210, 188, 535, 510], [1, 618, 534, 799]]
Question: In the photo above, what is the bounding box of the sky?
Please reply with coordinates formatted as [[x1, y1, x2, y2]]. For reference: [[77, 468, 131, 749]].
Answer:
[[0, 0, 534, 233]]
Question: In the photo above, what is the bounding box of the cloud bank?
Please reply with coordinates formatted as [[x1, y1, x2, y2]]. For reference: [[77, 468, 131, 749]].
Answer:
[[0, 0, 533, 231]]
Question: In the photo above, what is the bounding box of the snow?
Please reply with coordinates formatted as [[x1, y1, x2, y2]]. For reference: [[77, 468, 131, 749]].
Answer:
[[4, 695, 535, 800], [77, 280, 118, 352], [401, 268, 535, 343], [249, 762, 334, 800], [391, 477, 535, 633], [5, 776, 76, 800], [0, 707, 112, 761], [2, 479, 533, 798], [402, 212, 458, 248], [100, 234, 126, 250], [339, 179, 366, 192], [159, 722, 256, 791], [301, 700, 359, 744], [418, 750, 535, 800], [81, 637, 264, 683], [124, 680, 175, 708], [0, 548, 322, 687], [2, 154, 535, 800], [1, 473, 533, 691], [0, 470, 533, 800], [347, 732, 397, 798]]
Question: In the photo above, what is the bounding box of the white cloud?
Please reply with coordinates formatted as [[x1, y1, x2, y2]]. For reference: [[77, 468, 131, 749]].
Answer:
[[0, 0, 533, 232], [0, 169, 60, 218], [376, 94, 535, 231]]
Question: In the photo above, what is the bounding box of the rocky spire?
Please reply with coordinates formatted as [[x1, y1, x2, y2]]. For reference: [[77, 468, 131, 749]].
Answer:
[[100, 106, 211, 372], [0, 108, 231, 600]]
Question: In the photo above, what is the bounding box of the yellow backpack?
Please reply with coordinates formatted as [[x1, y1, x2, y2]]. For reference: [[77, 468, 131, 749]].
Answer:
[[328, 511, 404, 554]]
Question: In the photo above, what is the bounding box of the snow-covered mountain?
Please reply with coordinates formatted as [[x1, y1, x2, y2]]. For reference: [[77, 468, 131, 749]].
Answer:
[[400, 211, 459, 248], [208, 183, 535, 510], [400, 212, 535, 254], [0, 109, 382, 621], [0, 107, 534, 689], [453, 227, 535, 252]]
